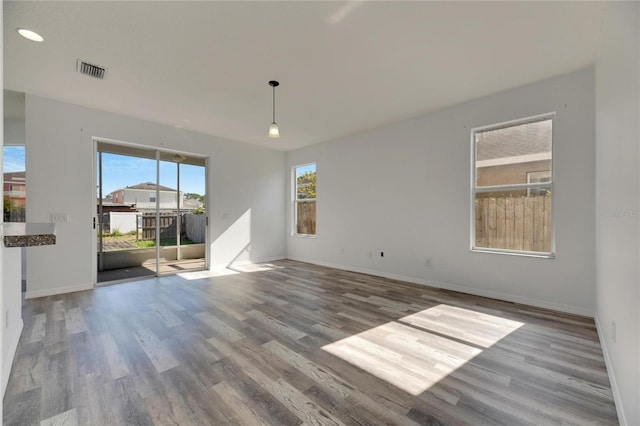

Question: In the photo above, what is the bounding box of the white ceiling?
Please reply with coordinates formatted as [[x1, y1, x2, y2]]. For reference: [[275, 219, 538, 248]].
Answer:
[[4, 1, 606, 151]]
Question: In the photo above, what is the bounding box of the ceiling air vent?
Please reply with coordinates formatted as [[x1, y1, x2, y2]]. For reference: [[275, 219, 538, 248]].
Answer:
[[76, 59, 107, 80]]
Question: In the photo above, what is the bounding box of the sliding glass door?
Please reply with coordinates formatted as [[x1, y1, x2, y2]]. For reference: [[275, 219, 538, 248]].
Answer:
[[96, 142, 207, 283]]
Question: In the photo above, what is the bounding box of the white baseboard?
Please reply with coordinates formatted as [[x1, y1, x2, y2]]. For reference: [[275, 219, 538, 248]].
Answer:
[[287, 256, 593, 317], [594, 316, 627, 425], [2, 318, 23, 397], [25, 282, 94, 299]]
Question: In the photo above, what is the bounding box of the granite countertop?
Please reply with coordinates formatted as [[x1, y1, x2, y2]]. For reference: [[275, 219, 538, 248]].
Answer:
[[1, 223, 56, 247]]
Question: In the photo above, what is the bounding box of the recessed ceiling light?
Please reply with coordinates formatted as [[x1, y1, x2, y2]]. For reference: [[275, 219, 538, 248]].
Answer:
[[17, 28, 44, 42]]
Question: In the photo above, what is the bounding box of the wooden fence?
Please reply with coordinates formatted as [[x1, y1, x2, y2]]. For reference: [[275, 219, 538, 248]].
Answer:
[[185, 214, 206, 243], [141, 213, 178, 240], [140, 213, 206, 242], [296, 201, 316, 235], [475, 194, 551, 252]]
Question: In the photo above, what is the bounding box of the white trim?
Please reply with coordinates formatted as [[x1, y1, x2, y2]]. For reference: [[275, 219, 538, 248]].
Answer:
[[471, 248, 555, 258], [92, 139, 98, 286], [204, 156, 210, 270], [25, 282, 93, 299], [287, 256, 593, 317], [291, 234, 317, 239], [594, 316, 627, 425], [475, 181, 552, 194], [470, 112, 556, 257], [471, 112, 556, 133], [476, 152, 552, 168], [2, 318, 23, 397], [94, 137, 210, 282], [94, 136, 208, 160], [292, 162, 317, 236]]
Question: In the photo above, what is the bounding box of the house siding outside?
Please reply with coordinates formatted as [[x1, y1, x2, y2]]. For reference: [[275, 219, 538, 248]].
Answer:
[[114, 188, 179, 211], [476, 159, 551, 188], [3, 171, 26, 207]]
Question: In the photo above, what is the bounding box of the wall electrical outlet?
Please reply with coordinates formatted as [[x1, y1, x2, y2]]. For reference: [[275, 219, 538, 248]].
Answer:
[[51, 213, 69, 223], [425, 257, 432, 267]]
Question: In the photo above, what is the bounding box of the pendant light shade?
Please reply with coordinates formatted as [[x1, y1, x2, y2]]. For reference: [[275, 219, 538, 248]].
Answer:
[[268, 122, 279, 138], [268, 80, 280, 138]]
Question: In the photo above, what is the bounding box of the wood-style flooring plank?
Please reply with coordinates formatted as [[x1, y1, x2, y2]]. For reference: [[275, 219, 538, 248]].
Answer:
[[64, 308, 87, 335], [133, 328, 179, 373], [3, 260, 619, 426], [40, 408, 78, 426], [28, 313, 46, 343], [99, 333, 130, 380]]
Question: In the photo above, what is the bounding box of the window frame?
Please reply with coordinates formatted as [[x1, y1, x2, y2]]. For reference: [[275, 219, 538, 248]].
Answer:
[[470, 113, 555, 258], [292, 162, 317, 237], [2, 145, 27, 222]]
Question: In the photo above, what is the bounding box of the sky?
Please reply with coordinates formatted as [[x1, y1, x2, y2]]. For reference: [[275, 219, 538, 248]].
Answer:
[[295, 163, 316, 177], [3, 147, 206, 197], [99, 153, 205, 196], [3, 146, 25, 173], [5, 148, 317, 196]]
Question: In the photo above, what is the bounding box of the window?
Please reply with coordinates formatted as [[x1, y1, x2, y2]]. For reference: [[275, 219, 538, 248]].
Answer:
[[3, 146, 26, 222], [527, 170, 551, 196], [471, 114, 553, 256], [149, 192, 156, 203], [293, 163, 316, 236]]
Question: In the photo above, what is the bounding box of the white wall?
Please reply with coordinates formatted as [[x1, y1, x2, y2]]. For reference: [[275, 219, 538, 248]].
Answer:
[[25, 95, 286, 298], [3, 119, 25, 146], [2, 248, 23, 396], [287, 68, 596, 316], [595, 3, 640, 425]]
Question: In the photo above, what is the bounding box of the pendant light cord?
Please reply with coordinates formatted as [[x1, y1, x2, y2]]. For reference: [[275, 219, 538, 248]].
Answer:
[[272, 85, 276, 123]]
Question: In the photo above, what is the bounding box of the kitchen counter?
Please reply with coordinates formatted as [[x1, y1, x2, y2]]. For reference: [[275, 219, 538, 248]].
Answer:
[[1, 223, 56, 247]]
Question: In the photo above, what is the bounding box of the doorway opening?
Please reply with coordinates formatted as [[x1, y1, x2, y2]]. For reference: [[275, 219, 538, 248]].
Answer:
[[96, 141, 207, 284]]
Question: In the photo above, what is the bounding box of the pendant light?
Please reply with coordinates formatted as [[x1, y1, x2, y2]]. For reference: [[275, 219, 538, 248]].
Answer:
[[268, 80, 280, 138]]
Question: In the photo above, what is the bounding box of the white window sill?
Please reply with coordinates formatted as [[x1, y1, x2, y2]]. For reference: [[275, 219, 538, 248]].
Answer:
[[471, 248, 555, 259], [292, 234, 316, 239]]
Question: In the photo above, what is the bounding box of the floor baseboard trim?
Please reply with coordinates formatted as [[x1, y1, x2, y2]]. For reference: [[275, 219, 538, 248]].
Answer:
[[286, 256, 593, 317], [594, 316, 627, 425], [2, 319, 23, 398], [25, 283, 94, 299]]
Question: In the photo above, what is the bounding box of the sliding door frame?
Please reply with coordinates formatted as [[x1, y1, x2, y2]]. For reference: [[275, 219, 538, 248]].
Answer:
[[91, 137, 209, 286]]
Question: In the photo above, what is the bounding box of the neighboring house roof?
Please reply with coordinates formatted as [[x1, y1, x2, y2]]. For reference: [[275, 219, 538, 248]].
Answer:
[[4, 171, 26, 182], [476, 119, 551, 162], [97, 202, 137, 213], [124, 182, 176, 191]]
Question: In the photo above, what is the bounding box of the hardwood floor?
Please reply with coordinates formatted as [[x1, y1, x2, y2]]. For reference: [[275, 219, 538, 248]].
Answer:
[[4, 260, 618, 425]]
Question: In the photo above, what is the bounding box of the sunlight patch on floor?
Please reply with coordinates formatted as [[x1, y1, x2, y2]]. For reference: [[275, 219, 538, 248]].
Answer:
[[322, 304, 524, 395], [400, 304, 524, 348], [177, 262, 285, 280]]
